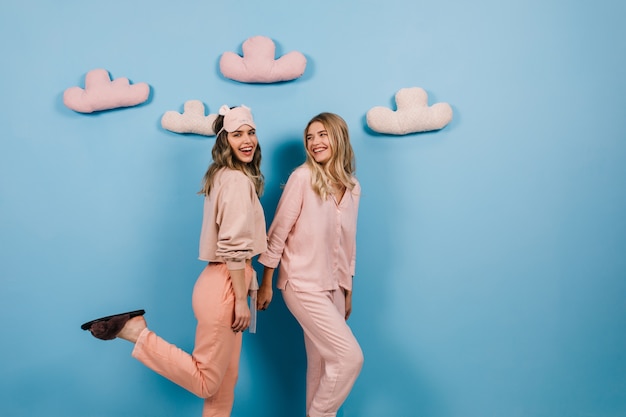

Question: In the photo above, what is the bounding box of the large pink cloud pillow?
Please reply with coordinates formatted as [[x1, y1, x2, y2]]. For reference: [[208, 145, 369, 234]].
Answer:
[[219, 36, 307, 83], [366, 87, 453, 135], [63, 69, 150, 113]]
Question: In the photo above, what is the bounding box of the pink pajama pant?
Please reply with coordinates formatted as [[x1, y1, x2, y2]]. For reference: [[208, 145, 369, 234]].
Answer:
[[282, 282, 364, 417], [132, 263, 253, 417]]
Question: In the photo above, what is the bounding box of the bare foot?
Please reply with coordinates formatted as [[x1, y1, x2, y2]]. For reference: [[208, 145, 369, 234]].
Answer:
[[117, 316, 147, 343]]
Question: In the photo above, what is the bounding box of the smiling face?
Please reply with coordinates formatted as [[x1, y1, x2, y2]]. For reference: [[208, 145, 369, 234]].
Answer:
[[227, 124, 258, 164], [306, 121, 333, 164]]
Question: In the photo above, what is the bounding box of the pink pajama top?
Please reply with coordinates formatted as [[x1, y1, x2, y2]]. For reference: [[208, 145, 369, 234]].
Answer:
[[198, 168, 267, 270], [258, 165, 361, 292]]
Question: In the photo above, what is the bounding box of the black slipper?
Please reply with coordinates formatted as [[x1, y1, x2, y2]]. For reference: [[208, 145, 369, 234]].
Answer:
[[81, 309, 145, 340]]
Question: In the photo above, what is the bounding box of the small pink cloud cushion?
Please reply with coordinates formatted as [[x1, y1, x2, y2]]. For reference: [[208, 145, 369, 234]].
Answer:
[[161, 100, 217, 136], [366, 87, 453, 135], [63, 69, 150, 113], [219, 36, 307, 83]]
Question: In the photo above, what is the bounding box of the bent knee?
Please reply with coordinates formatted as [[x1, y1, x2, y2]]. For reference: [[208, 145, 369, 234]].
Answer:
[[345, 347, 364, 374], [197, 387, 218, 399], [355, 349, 364, 370], [195, 377, 223, 399]]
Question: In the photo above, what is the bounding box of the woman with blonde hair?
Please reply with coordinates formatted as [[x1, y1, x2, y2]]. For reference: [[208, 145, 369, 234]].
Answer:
[[258, 112, 363, 417], [81, 105, 267, 417]]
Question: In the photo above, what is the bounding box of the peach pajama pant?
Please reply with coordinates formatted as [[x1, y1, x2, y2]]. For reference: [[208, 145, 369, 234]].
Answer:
[[132, 263, 253, 417], [282, 282, 364, 417]]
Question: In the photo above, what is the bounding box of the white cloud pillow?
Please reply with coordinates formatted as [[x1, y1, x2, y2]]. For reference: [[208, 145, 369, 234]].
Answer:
[[161, 100, 217, 136], [367, 87, 453, 135]]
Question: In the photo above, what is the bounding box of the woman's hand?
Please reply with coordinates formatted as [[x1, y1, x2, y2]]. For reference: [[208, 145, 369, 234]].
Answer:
[[232, 298, 251, 332], [257, 267, 275, 311], [229, 267, 251, 332], [344, 289, 353, 320], [257, 284, 273, 311]]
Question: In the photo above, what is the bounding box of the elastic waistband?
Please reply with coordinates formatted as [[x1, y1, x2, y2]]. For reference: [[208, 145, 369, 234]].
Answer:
[[208, 260, 253, 267]]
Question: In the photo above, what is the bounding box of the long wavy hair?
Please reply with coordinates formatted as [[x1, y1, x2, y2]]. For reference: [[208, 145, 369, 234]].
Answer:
[[303, 112, 356, 200], [199, 112, 264, 197]]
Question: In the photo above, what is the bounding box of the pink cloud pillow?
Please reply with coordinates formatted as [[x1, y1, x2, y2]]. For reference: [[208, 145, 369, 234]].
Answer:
[[63, 69, 150, 113], [219, 36, 307, 83]]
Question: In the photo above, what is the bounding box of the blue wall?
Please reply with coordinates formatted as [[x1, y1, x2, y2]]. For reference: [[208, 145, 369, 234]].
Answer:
[[1, 1, 625, 416]]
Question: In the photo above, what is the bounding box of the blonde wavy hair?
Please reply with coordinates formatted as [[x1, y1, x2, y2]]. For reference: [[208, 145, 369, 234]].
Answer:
[[303, 112, 356, 200], [199, 112, 264, 197]]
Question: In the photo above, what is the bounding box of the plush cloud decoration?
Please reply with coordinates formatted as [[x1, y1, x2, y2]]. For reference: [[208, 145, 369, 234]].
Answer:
[[161, 100, 217, 136], [219, 36, 307, 83], [366, 87, 453, 135], [63, 69, 150, 113]]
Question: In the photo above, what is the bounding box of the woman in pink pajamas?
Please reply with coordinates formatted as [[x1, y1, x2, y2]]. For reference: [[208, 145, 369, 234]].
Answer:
[[257, 112, 364, 417], [81, 105, 267, 417]]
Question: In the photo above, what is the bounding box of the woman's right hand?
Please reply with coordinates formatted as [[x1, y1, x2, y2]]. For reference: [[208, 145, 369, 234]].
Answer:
[[228, 267, 251, 332], [257, 267, 275, 311], [232, 298, 250, 332], [257, 284, 273, 310]]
